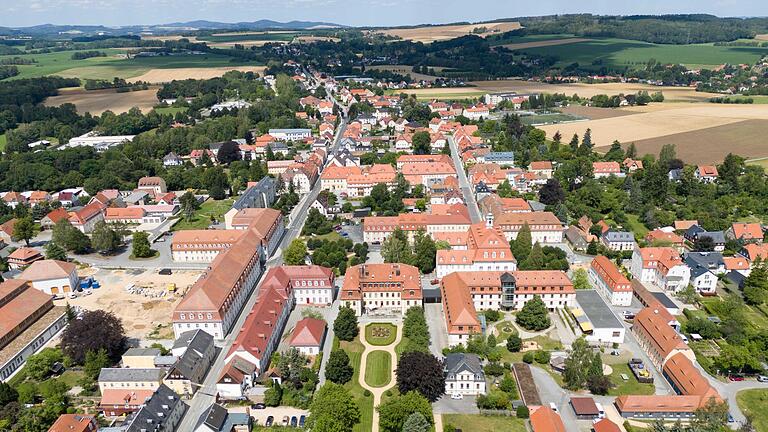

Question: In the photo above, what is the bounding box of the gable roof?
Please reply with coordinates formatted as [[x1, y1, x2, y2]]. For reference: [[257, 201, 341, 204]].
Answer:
[[19, 259, 75, 281], [289, 318, 327, 347], [529, 406, 566, 432], [444, 353, 483, 376]]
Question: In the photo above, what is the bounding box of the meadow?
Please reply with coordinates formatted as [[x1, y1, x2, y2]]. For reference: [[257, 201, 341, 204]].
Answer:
[[510, 37, 768, 69]]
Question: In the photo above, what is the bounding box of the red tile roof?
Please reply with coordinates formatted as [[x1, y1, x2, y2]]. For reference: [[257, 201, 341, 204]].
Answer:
[[289, 318, 326, 347], [593, 419, 621, 432], [529, 406, 566, 432], [590, 255, 631, 292], [731, 222, 763, 242], [48, 414, 98, 432]]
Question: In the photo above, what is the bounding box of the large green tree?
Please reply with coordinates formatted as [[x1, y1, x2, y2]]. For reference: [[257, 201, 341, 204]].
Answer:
[[510, 223, 532, 262], [515, 295, 550, 331], [284, 239, 308, 265], [334, 306, 359, 342], [51, 219, 90, 253], [307, 383, 361, 432], [412, 230, 436, 273], [412, 131, 431, 155], [377, 391, 433, 432], [131, 231, 153, 258], [91, 221, 121, 254], [12, 216, 37, 246], [396, 351, 445, 402], [60, 310, 126, 363], [325, 349, 353, 385], [44, 242, 67, 261]]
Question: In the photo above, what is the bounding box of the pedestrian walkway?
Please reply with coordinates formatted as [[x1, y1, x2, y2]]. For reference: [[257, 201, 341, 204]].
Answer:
[[358, 323, 403, 432]]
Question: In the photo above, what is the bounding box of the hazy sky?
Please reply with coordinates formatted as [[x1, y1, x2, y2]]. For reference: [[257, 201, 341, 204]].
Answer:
[[3, 0, 768, 28]]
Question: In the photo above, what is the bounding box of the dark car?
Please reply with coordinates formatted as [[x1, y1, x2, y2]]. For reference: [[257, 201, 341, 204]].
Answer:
[[265, 416, 274, 427], [299, 415, 306, 427], [159, 268, 172, 275], [251, 403, 266, 410], [291, 416, 298, 427]]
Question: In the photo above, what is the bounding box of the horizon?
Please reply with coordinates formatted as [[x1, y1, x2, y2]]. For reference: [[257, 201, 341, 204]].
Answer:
[[5, 0, 768, 29]]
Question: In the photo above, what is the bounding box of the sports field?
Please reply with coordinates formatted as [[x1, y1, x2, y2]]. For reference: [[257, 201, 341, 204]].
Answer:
[[513, 37, 768, 69]]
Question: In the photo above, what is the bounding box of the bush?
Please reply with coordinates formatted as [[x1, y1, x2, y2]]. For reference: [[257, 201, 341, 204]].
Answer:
[[385, 389, 393, 396], [363, 389, 372, 397], [516, 405, 530, 419], [483, 362, 505, 377], [522, 352, 534, 364], [534, 350, 551, 364], [506, 334, 522, 352], [483, 310, 502, 322]]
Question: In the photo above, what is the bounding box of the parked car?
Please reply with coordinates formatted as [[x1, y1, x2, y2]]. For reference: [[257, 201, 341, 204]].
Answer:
[[450, 393, 463, 400], [430, 278, 440, 285], [251, 403, 266, 410], [758, 375, 768, 382], [282, 416, 289, 426], [728, 375, 745, 381], [265, 416, 274, 427], [549, 402, 558, 413], [299, 415, 306, 427], [159, 268, 172, 275], [595, 402, 605, 419], [611, 350, 620, 356], [291, 416, 298, 427], [341, 232, 349, 237]]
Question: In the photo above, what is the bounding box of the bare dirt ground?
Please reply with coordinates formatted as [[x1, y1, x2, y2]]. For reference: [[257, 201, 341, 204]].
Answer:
[[210, 31, 295, 36], [368, 65, 440, 81], [756, 34, 768, 41], [43, 87, 160, 114], [126, 66, 266, 83], [612, 119, 768, 164], [501, 38, 591, 50], [379, 21, 521, 43], [208, 40, 287, 48], [55, 267, 201, 340], [559, 105, 639, 120], [293, 36, 341, 43]]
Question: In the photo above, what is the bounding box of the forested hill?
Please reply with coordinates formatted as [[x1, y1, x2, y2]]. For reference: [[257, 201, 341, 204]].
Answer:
[[513, 14, 768, 44]]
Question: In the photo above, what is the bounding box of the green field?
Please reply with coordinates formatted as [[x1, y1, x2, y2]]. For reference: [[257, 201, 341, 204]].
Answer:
[[0, 50, 256, 80], [606, 362, 655, 396], [364, 350, 392, 387], [443, 414, 527, 432], [365, 323, 397, 346], [491, 33, 582, 46], [0, 134, 5, 152], [339, 337, 374, 432], [153, 106, 188, 115], [737, 389, 768, 432], [172, 198, 234, 231], [516, 37, 768, 68]]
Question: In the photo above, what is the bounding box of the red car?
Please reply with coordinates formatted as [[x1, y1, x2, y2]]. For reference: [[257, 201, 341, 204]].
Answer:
[[728, 375, 745, 381], [430, 278, 440, 285]]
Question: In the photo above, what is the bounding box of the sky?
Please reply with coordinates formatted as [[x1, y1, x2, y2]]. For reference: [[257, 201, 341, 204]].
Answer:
[[2, 0, 768, 28]]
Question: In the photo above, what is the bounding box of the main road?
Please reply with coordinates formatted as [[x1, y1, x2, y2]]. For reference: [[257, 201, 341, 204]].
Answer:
[[447, 136, 482, 223], [175, 105, 348, 430]]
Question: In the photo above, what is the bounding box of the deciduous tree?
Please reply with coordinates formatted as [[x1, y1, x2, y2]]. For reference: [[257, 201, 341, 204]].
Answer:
[[377, 391, 433, 432], [325, 350, 353, 385], [131, 231, 153, 258], [12, 216, 37, 246], [515, 295, 550, 331], [284, 239, 308, 265], [60, 310, 126, 363], [334, 306, 359, 342], [396, 351, 445, 402], [307, 383, 361, 432]]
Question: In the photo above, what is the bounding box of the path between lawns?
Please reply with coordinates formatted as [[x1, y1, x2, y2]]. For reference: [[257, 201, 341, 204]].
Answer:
[[358, 323, 402, 432]]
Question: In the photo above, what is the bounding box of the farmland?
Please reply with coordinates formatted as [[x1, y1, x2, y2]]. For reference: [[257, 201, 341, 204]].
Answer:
[[500, 37, 591, 50], [510, 37, 768, 69], [0, 49, 261, 81], [43, 87, 160, 114], [367, 65, 440, 81], [538, 103, 768, 163], [378, 21, 521, 43]]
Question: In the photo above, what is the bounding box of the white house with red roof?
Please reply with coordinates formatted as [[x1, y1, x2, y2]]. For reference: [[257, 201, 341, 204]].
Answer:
[[68, 203, 105, 233], [593, 161, 624, 178], [589, 255, 632, 306], [19, 259, 78, 295], [289, 318, 327, 356], [436, 223, 517, 277], [694, 165, 718, 183], [630, 247, 691, 292]]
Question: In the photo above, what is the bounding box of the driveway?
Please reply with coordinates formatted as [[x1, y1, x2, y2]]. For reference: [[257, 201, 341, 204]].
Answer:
[[433, 394, 479, 415], [424, 303, 449, 357]]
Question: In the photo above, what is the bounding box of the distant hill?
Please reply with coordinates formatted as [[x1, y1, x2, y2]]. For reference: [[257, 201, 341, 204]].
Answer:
[[0, 20, 344, 37]]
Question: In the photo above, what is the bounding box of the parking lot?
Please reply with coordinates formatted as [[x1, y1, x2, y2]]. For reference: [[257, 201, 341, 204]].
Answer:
[[230, 405, 309, 428]]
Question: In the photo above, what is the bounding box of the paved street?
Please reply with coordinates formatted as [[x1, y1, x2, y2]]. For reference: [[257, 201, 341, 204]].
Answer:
[[174, 100, 348, 431], [446, 136, 481, 223]]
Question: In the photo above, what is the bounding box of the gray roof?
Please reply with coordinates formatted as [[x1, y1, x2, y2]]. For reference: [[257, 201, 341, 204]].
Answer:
[[232, 177, 277, 210], [124, 384, 185, 432], [173, 329, 214, 352], [528, 200, 547, 212], [565, 226, 588, 246], [685, 252, 724, 278], [484, 152, 515, 162], [269, 128, 311, 134], [574, 290, 623, 329], [123, 347, 162, 357], [602, 230, 634, 243], [444, 353, 484, 380], [651, 292, 677, 309], [198, 404, 251, 431], [98, 368, 164, 383]]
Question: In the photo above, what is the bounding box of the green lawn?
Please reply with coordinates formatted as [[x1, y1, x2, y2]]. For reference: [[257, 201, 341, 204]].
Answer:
[[443, 414, 527, 432], [365, 323, 397, 346], [737, 389, 768, 432], [340, 337, 374, 432], [516, 37, 768, 69], [625, 214, 649, 239], [153, 106, 188, 115], [364, 350, 392, 388], [394, 335, 411, 360], [606, 362, 655, 396], [172, 198, 234, 231], [0, 133, 5, 152], [0, 50, 258, 80], [494, 320, 518, 342]]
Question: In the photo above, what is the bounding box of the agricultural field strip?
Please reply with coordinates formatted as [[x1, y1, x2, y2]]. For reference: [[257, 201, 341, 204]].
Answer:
[[500, 38, 591, 50]]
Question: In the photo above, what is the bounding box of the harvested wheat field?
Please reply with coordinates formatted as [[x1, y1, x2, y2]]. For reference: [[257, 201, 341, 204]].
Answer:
[[43, 87, 160, 114], [380, 21, 521, 43], [55, 268, 202, 339], [611, 119, 768, 164], [127, 66, 266, 83], [756, 34, 768, 41], [207, 40, 286, 48], [502, 38, 591, 50], [141, 35, 200, 42]]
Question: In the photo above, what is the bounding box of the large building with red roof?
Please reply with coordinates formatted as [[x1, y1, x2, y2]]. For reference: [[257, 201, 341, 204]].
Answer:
[[589, 255, 632, 306], [632, 307, 693, 369], [436, 223, 517, 277], [363, 204, 472, 244], [341, 263, 422, 316], [630, 247, 691, 292], [441, 271, 574, 346], [490, 211, 564, 244], [529, 405, 566, 432], [289, 317, 327, 356]]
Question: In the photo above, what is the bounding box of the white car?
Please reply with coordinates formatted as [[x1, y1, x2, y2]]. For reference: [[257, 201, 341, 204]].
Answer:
[[549, 402, 558, 413], [450, 393, 463, 400], [595, 402, 606, 419]]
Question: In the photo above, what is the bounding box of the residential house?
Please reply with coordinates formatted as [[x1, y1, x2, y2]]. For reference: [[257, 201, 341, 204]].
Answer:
[[727, 222, 764, 244], [490, 211, 564, 244], [684, 225, 726, 251], [623, 158, 644, 173], [289, 318, 326, 356], [137, 176, 168, 195], [122, 347, 163, 369], [601, 230, 635, 251], [41, 207, 70, 230], [528, 161, 554, 179], [2, 192, 27, 209], [694, 165, 718, 183], [164, 329, 215, 397], [630, 247, 691, 292], [230, 177, 278, 211], [68, 203, 105, 233], [194, 403, 251, 432], [7, 247, 42, 269], [19, 260, 78, 295], [263, 265, 335, 307], [268, 128, 311, 141], [565, 226, 589, 251], [163, 152, 184, 167], [593, 161, 624, 178], [482, 152, 515, 166], [444, 353, 486, 396], [49, 414, 99, 432], [684, 252, 725, 295], [121, 385, 186, 432], [529, 406, 567, 432], [645, 229, 685, 252], [340, 263, 422, 316], [589, 255, 632, 306]]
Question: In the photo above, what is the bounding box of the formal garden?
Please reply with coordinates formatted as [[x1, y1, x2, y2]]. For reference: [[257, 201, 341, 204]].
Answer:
[[365, 323, 397, 346]]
